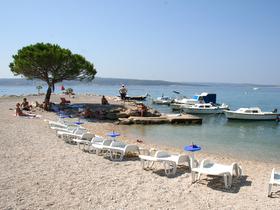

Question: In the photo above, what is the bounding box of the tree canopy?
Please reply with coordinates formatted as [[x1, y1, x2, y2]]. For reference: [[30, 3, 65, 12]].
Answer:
[[10, 43, 96, 109]]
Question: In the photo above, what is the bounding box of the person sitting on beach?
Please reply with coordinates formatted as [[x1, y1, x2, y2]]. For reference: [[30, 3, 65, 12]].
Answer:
[[137, 103, 148, 117], [119, 84, 127, 100], [21, 98, 32, 111], [35, 101, 44, 109], [16, 103, 36, 117], [101, 95, 109, 105], [81, 108, 94, 118]]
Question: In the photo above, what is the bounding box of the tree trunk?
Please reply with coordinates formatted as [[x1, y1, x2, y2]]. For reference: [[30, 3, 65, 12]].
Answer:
[[44, 86, 52, 110]]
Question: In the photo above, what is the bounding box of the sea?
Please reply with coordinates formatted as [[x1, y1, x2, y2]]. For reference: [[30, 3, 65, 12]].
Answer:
[[1, 82, 280, 162]]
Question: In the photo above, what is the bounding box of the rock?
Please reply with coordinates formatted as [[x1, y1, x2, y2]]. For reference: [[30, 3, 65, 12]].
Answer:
[[125, 108, 139, 117], [118, 118, 133, 125], [116, 112, 129, 118], [110, 107, 123, 113], [105, 112, 118, 120]]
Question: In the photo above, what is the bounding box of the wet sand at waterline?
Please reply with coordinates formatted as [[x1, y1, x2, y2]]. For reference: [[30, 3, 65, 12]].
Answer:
[[0, 94, 279, 209]]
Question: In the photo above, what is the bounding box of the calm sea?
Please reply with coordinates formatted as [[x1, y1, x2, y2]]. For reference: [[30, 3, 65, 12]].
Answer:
[[1, 83, 280, 162]]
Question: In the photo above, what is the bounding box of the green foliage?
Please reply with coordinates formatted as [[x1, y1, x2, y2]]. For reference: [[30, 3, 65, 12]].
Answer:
[[36, 85, 43, 94], [10, 43, 96, 84], [64, 87, 74, 95], [9, 43, 97, 109], [36, 85, 42, 90]]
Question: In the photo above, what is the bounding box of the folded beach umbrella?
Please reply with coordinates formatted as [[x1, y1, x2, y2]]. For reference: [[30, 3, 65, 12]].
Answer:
[[61, 85, 65, 91]]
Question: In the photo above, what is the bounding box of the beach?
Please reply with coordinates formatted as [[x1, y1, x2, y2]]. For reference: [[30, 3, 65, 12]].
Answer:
[[1, 94, 280, 209]]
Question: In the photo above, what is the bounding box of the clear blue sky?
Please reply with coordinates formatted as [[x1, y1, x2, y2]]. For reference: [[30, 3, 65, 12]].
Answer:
[[0, 0, 279, 85]]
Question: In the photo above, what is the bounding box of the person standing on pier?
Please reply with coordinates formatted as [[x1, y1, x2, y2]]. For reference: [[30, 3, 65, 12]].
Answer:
[[119, 84, 128, 100]]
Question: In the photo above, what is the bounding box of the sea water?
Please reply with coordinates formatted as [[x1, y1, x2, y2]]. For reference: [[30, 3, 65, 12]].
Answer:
[[1, 83, 279, 162]]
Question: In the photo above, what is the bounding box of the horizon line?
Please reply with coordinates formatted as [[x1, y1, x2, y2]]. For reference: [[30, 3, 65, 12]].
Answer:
[[0, 76, 279, 87]]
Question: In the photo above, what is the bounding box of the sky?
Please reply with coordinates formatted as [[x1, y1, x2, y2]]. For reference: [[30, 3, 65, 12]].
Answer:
[[0, 0, 280, 85]]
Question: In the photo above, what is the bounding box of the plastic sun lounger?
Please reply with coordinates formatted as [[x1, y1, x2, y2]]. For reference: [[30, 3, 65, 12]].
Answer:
[[191, 159, 242, 189], [102, 141, 140, 161], [90, 139, 113, 155], [139, 151, 190, 177], [48, 121, 82, 132], [72, 135, 104, 151], [268, 168, 280, 197], [53, 125, 81, 133], [56, 126, 85, 136], [61, 132, 94, 144], [45, 119, 75, 128]]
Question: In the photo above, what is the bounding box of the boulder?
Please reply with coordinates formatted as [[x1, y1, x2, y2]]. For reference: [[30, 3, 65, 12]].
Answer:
[[116, 112, 129, 118], [105, 112, 118, 120]]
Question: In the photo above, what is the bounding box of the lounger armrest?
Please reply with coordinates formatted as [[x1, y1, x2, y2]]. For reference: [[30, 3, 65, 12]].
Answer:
[[91, 136, 104, 143], [200, 159, 213, 169], [270, 168, 275, 184], [124, 145, 139, 153], [62, 133, 76, 137], [155, 151, 170, 158], [231, 162, 242, 177], [177, 154, 190, 166]]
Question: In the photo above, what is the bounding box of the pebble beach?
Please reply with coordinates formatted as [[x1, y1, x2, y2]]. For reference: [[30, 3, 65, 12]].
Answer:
[[1, 94, 280, 209]]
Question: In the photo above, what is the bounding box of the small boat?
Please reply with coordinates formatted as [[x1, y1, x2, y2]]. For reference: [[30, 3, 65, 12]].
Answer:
[[182, 103, 229, 114], [124, 93, 148, 101], [152, 96, 172, 105], [172, 92, 217, 105], [224, 107, 279, 121], [172, 90, 180, 94]]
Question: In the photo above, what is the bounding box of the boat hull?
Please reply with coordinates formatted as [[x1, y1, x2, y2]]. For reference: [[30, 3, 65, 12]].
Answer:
[[183, 107, 226, 114], [224, 111, 279, 121], [153, 100, 171, 105]]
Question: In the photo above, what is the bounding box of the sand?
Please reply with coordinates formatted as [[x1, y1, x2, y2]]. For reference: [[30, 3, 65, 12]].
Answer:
[[0, 94, 280, 209]]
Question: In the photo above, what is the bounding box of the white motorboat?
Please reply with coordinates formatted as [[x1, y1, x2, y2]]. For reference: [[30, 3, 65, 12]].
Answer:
[[172, 92, 217, 104], [224, 107, 279, 121], [152, 96, 172, 105], [182, 103, 229, 114]]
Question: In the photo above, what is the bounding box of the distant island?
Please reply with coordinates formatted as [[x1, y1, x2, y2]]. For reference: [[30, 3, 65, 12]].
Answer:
[[0, 77, 205, 87], [0, 77, 277, 87]]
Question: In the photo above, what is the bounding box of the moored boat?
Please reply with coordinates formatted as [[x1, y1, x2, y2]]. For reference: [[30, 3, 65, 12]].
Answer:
[[224, 107, 279, 121], [182, 103, 229, 114], [172, 92, 217, 105], [152, 96, 172, 105], [124, 93, 149, 101]]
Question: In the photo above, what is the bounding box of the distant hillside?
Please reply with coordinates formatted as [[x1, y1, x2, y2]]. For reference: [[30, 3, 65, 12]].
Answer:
[[0, 78, 277, 87], [0, 77, 189, 86]]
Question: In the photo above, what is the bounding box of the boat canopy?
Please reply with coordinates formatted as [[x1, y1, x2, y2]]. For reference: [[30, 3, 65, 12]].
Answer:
[[192, 93, 216, 104]]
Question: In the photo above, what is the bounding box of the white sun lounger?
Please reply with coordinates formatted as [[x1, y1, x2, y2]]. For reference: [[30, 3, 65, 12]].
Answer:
[[56, 127, 86, 138], [268, 168, 280, 197], [139, 151, 190, 176], [46, 119, 77, 129], [191, 159, 242, 189], [102, 141, 140, 161], [62, 132, 95, 144], [72, 135, 104, 150], [90, 139, 114, 155]]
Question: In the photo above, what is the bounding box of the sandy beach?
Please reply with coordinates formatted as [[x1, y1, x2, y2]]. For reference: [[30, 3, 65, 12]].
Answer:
[[1, 94, 280, 209]]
